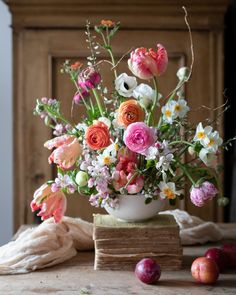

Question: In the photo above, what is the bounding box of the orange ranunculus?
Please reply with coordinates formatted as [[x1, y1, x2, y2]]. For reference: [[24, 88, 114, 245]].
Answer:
[[117, 99, 145, 127], [85, 121, 110, 150]]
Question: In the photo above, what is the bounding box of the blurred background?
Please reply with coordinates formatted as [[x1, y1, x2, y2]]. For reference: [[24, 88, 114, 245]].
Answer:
[[0, 0, 235, 246]]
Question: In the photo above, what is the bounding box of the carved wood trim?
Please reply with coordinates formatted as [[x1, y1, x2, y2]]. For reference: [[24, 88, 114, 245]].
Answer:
[[5, 0, 229, 30]]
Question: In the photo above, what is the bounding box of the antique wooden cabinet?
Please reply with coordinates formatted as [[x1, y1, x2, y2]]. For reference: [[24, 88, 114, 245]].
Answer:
[[6, 0, 229, 230]]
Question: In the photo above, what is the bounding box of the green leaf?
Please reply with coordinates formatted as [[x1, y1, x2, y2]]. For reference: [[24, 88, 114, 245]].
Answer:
[[108, 24, 120, 38], [146, 160, 155, 169]]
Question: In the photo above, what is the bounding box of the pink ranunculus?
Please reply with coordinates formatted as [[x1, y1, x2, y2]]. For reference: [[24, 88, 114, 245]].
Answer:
[[31, 183, 67, 223], [190, 181, 218, 207], [128, 44, 168, 80], [44, 135, 82, 170], [124, 122, 156, 154], [190, 187, 206, 207], [201, 181, 218, 200]]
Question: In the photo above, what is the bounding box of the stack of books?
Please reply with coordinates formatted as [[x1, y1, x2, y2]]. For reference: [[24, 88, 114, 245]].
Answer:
[[93, 214, 183, 270]]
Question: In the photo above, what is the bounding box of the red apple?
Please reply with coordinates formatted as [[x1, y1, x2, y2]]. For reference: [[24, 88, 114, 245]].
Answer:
[[204, 248, 228, 272], [135, 258, 161, 284], [191, 257, 219, 284], [221, 243, 236, 268]]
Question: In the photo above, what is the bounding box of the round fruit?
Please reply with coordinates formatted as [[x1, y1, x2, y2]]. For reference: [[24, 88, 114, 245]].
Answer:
[[205, 248, 228, 272], [135, 258, 161, 284], [191, 257, 219, 284], [221, 243, 236, 268]]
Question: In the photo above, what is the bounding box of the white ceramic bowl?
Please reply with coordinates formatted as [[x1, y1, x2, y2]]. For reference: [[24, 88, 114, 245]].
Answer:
[[104, 194, 166, 222]]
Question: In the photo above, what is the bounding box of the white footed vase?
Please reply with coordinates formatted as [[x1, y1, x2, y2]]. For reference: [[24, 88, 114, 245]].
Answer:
[[104, 194, 166, 222]]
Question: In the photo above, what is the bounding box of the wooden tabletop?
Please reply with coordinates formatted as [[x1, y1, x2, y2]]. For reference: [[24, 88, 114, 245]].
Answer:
[[0, 243, 236, 295]]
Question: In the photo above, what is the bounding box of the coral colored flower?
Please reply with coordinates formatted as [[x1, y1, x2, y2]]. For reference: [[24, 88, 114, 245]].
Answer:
[[44, 135, 82, 170], [124, 122, 156, 154], [112, 171, 144, 194], [190, 181, 218, 207], [71, 61, 83, 70], [78, 67, 101, 90], [117, 99, 145, 127], [85, 121, 110, 150], [31, 183, 67, 223], [128, 44, 168, 80], [101, 19, 115, 27]]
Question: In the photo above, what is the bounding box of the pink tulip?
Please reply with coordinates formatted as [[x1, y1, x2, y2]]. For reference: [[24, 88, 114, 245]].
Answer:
[[31, 183, 67, 223], [44, 135, 82, 170], [128, 44, 168, 80], [73, 90, 90, 104], [78, 67, 101, 90]]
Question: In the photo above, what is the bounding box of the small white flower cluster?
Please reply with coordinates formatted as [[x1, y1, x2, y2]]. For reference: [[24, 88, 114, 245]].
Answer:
[[193, 122, 223, 167], [115, 73, 158, 109], [144, 140, 174, 177], [161, 99, 189, 124]]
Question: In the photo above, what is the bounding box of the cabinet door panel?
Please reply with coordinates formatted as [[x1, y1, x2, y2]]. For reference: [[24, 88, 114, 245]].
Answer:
[[18, 29, 221, 226]]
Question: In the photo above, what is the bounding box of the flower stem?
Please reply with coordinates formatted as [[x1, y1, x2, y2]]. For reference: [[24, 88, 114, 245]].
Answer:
[[100, 32, 117, 79], [92, 88, 104, 116], [147, 77, 158, 126], [72, 79, 90, 111], [177, 160, 196, 186], [124, 171, 139, 190], [170, 140, 194, 147]]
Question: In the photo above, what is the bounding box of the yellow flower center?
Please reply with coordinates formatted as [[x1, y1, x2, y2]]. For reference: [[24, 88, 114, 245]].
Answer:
[[163, 188, 175, 199], [197, 132, 205, 139], [208, 138, 215, 146], [165, 110, 172, 118], [103, 156, 111, 165], [175, 104, 181, 112], [115, 144, 119, 151]]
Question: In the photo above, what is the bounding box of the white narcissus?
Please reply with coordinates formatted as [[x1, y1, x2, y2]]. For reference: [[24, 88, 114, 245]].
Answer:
[[199, 148, 218, 168], [193, 123, 213, 145], [202, 130, 223, 153], [115, 73, 137, 97], [173, 99, 189, 118], [161, 101, 177, 124], [158, 181, 182, 200]]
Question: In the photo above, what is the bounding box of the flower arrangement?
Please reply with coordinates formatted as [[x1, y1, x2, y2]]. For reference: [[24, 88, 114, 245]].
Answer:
[[31, 19, 232, 223]]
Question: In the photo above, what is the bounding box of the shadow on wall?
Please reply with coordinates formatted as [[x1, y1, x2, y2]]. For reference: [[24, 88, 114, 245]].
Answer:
[[224, 1, 236, 222], [0, 1, 13, 245]]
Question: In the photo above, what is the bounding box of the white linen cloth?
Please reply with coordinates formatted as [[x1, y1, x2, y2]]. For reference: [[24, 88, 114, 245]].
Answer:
[[0, 209, 235, 274]]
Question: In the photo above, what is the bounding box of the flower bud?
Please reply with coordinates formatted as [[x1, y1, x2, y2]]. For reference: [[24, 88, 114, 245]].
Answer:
[[176, 67, 190, 81], [217, 197, 229, 207], [75, 171, 88, 187], [188, 146, 196, 156]]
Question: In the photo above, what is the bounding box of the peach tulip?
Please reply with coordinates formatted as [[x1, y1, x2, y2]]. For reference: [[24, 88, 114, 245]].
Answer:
[[31, 183, 67, 223], [44, 135, 82, 170]]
